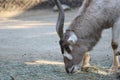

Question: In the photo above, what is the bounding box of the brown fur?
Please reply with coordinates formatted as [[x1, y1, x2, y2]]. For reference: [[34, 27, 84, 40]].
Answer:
[[67, 0, 120, 52], [55, 0, 120, 73]]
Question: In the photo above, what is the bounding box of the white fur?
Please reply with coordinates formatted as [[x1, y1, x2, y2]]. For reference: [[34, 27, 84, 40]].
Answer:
[[67, 64, 80, 73], [63, 53, 73, 60], [69, 45, 73, 51], [67, 32, 78, 45]]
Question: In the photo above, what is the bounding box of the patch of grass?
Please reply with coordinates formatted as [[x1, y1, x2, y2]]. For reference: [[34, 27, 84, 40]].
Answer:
[[0, 60, 118, 80]]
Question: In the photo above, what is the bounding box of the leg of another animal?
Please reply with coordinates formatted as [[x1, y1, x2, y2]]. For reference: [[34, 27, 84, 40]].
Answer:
[[82, 52, 91, 69], [110, 19, 120, 72]]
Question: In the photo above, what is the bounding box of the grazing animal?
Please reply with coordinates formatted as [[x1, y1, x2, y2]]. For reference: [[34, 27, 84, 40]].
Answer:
[[54, 0, 120, 74]]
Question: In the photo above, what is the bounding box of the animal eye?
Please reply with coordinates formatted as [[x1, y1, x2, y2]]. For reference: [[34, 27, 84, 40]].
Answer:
[[65, 45, 71, 53]]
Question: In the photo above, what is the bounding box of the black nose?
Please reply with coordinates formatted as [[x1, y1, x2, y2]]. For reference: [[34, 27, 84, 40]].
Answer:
[[65, 67, 74, 74]]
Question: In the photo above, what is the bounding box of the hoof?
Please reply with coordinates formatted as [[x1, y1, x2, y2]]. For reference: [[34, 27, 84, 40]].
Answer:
[[81, 65, 92, 72]]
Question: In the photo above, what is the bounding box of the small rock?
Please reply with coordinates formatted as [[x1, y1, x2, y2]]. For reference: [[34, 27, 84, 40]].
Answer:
[[53, 4, 71, 11]]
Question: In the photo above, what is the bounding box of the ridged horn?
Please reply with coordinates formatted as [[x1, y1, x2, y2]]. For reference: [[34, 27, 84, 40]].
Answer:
[[54, 0, 65, 39]]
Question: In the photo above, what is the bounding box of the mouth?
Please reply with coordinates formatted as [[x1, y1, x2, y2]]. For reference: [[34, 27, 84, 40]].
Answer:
[[66, 65, 80, 74]]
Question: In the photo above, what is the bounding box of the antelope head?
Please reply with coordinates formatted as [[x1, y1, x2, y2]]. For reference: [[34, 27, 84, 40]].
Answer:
[[54, 0, 90, 74]]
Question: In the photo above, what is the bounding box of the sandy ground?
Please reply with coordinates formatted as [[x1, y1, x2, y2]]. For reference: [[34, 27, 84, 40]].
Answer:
[[0, 9, 119, 80]]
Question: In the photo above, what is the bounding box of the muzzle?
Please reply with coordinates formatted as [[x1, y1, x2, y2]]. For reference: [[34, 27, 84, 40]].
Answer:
[[65, 65, 81, 74]]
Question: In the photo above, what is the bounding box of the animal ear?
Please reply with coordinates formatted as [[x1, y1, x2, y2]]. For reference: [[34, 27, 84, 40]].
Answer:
[[67, 32, 78, 45]]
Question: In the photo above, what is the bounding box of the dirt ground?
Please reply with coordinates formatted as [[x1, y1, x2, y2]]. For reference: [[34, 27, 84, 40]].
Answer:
[[0, 9, 119, 80]]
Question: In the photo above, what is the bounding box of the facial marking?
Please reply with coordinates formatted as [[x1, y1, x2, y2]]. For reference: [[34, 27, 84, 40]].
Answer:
[[63, 53, 73, 60], [67, 65, 80, 73], [68, 66, 74, 73], [69, 45, 73, 51], [73, 65, 80, 71]]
